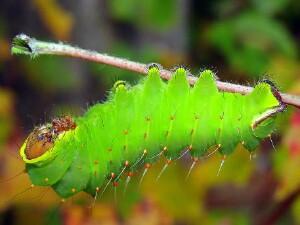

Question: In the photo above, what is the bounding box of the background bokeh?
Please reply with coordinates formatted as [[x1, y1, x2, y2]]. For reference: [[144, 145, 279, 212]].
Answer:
[[1, 0, 300, 224]]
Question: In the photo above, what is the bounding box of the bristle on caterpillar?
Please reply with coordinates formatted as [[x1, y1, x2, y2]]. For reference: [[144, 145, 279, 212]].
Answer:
[[19, 68, 285, 198]]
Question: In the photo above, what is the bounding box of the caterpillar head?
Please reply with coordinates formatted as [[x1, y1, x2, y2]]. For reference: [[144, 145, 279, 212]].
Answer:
[[24, 125, 53, 160], [20, 116, 76, 164]]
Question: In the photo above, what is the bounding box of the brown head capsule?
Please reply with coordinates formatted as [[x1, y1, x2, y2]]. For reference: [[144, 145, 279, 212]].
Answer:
[[25, 126, 54, 160], [24, 116, 77, 160]]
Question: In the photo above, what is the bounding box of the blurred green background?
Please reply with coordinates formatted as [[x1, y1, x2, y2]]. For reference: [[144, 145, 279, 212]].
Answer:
[[1, 0, 300, 224]]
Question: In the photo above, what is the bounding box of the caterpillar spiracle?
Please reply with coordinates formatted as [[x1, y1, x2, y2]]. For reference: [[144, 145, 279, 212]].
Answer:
[[19, 66, 285, 198]]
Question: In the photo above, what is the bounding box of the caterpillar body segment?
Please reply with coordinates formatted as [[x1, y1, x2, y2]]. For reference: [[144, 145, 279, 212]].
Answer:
[[19, 67, 282, 198]]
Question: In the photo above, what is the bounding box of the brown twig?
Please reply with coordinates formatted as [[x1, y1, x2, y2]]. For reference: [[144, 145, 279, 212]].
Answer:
[[11, 34, 300, 108]]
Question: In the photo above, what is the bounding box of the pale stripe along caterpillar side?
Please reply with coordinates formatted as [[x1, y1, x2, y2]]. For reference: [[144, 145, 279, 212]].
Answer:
[[19, 66, 285, 198]]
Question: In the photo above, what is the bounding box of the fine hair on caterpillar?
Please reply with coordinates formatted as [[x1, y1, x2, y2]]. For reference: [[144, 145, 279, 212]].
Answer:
[[16, 65, 285, 201]]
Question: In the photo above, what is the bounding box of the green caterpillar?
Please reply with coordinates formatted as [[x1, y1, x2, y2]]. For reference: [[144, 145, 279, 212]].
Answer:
[[19, 66, 285, 198]]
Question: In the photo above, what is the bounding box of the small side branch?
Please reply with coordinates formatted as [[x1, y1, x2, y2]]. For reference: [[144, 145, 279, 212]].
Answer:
[[11, 34, 300, 109]]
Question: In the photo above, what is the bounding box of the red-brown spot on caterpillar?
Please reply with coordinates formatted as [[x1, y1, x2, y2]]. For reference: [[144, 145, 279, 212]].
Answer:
[[111, 172, 115, 179], [192, 156, 199, 162], [188, 145, 193, 150], [166, 159, 172, 164], [144, 163, 151, 169], [124, 160, 129, 167], [127, 171, 134, 177], [113, 181, 118, 187]]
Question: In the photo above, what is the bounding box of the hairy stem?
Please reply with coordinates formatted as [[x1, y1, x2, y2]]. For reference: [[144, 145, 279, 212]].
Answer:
[[11, 34, 300, 108]]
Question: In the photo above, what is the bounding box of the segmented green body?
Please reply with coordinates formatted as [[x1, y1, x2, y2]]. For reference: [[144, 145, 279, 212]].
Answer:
[[20, 68, 280, 198]]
